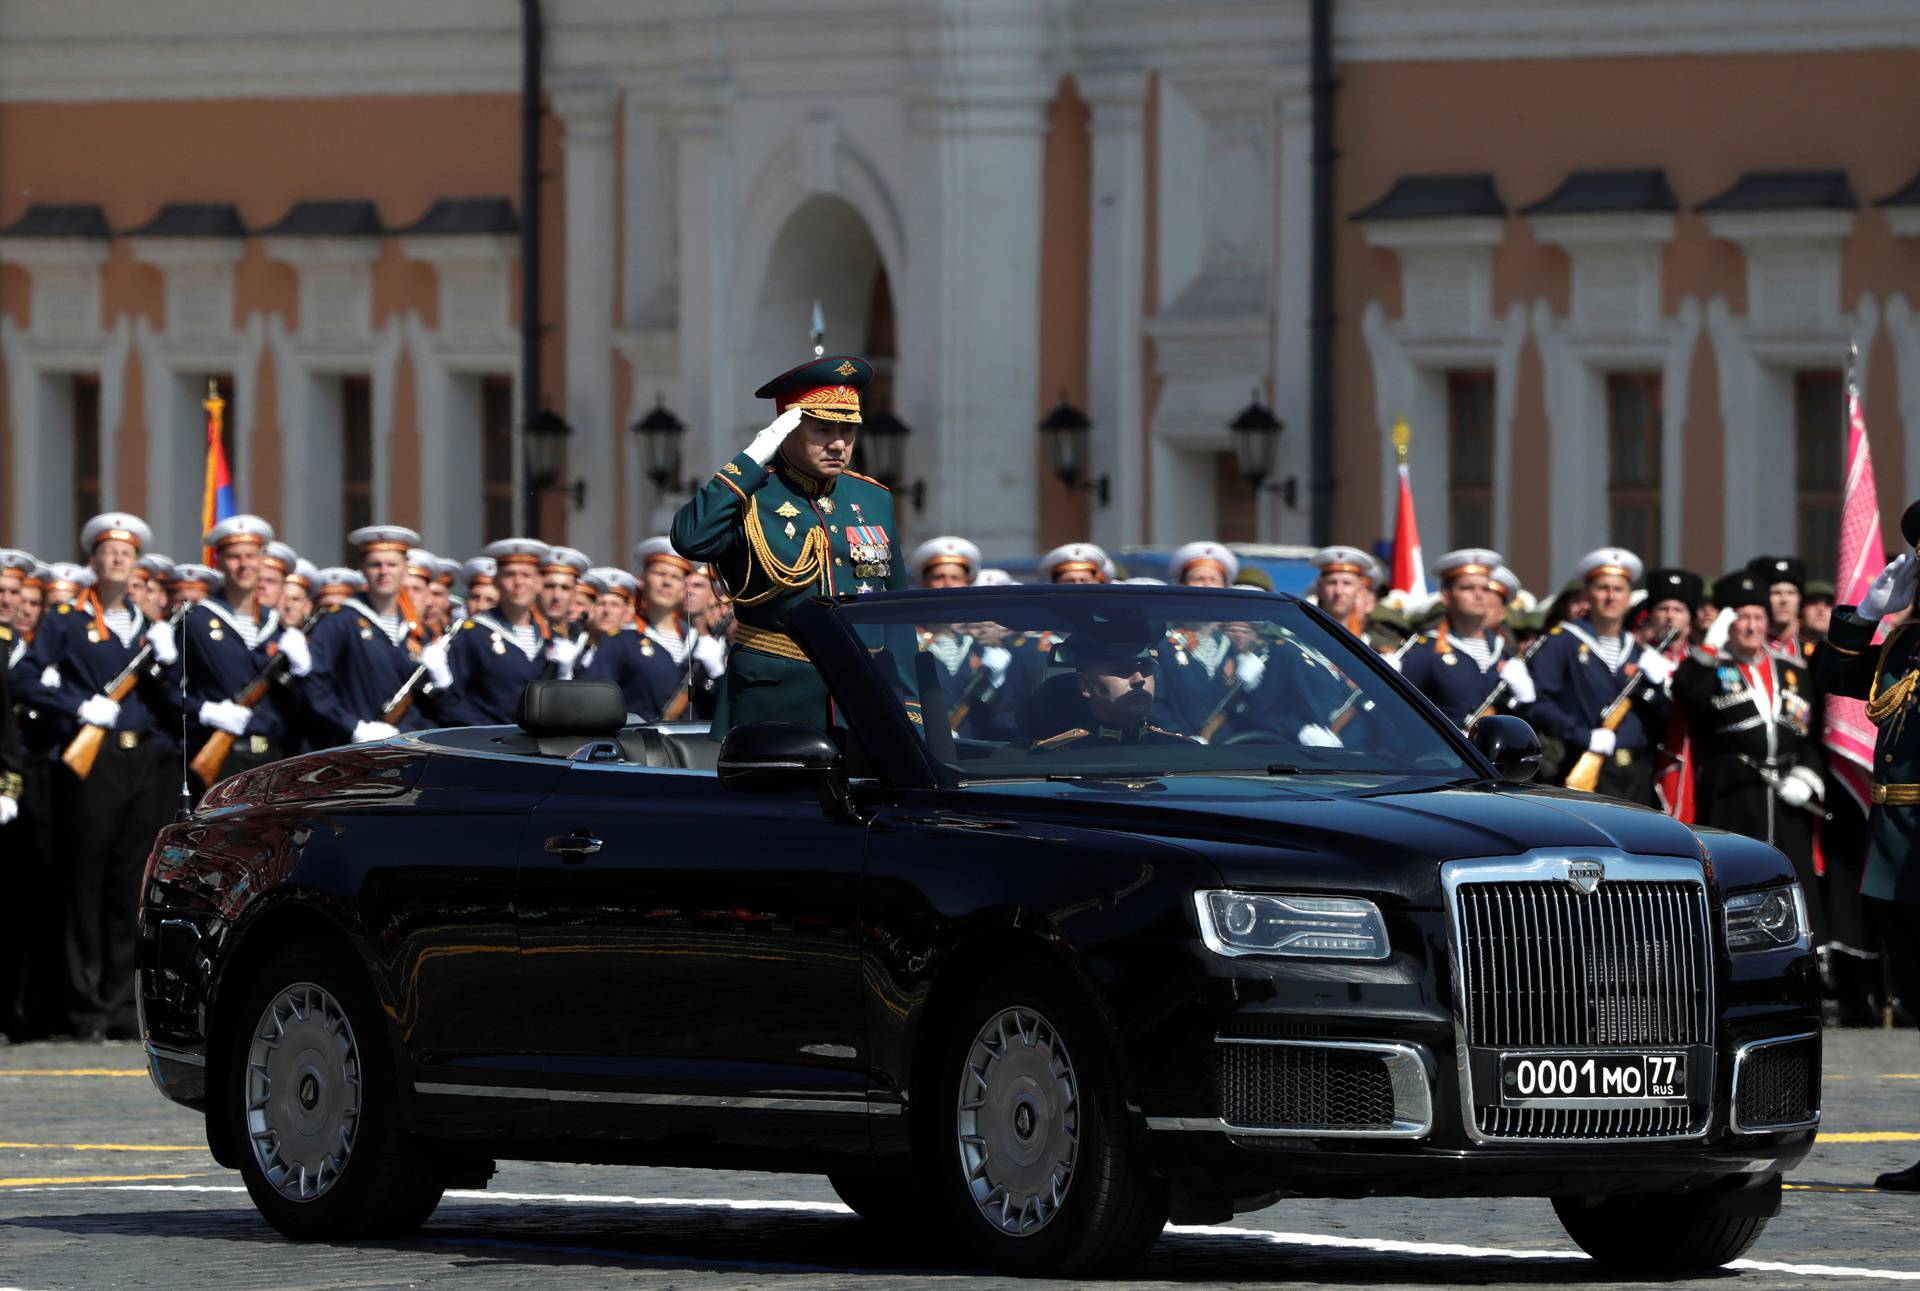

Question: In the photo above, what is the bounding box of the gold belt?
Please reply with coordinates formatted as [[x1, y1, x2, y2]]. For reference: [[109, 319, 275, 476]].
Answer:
[[1871, 782, 1920, 806], [733, 623, 809, 663]]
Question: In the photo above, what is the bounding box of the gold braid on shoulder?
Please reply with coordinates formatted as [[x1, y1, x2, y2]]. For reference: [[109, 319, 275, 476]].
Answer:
[[1866, 625, 1919, 741], [738, 499, 829, 606]]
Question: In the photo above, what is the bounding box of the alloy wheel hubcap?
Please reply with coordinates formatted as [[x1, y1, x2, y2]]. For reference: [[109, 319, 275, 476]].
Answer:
[[956, 1005, 1078, 1236], [244, 982, 362, 1202]]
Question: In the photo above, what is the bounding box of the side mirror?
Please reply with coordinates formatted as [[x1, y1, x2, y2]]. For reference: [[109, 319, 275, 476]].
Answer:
[[1469, 714, 1542, 784], [717, 721, 858, 820]]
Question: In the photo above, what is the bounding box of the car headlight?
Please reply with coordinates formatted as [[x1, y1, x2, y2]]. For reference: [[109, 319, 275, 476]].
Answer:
[[1723, 883, 1808, 952], [1194, 891, 1390, 960]]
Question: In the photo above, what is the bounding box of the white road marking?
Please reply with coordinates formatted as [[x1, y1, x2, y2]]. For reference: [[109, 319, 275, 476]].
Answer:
[[10, 1184, 1920, 1281]]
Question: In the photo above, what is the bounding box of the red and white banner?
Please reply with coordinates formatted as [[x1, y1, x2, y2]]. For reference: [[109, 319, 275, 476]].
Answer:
[[1825, 382, 1885, 812], [1390, 458, 1427, 598]]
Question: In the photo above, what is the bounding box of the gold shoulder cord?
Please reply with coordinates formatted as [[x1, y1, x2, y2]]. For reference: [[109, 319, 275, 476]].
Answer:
[[1865, 624, 1918, 742], [738, 499, 829, 606]]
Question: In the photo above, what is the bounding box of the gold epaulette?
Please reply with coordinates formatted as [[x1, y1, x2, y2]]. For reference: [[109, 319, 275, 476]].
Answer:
[[840, 469, 889, 492], [1030, 728, 1088, 751], [56, 603, 72, 615]]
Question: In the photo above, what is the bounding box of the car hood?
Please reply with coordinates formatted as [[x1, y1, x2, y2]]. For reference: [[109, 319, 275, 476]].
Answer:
[[966, 776, 1704, 902]]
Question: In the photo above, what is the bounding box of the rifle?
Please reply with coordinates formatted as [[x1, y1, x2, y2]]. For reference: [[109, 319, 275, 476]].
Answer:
[[1734, 754, 1833, 821], [1563, 625, 1684, 793], [188, 653, 291, 786], [659, 663, 696, 722], [60, 607, 184, 779], [1198, 676, 1248, 743], [947, 660, 1000, 732], [379, 663, 431, 728], [1464, 633, 1551, 729]]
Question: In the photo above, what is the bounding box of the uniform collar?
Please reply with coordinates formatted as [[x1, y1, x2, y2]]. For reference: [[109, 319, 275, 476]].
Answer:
[[774, 460, 836, 498], [203, 595, 278, 638]]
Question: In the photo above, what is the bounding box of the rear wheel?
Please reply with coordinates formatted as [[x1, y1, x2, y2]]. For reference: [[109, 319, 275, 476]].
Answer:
[[929, 966, 1167, 1277], [227, 939, 444, 1239], [1552, 1188, 1772, 1270]]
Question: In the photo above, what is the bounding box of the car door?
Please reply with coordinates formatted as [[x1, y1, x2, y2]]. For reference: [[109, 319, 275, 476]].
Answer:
[[515, 757, 872, 1150]]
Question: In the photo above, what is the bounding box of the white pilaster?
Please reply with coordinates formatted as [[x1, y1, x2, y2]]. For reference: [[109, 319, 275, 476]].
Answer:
[[1268, 85, 1314, 545], [553, 82, 620, 555], [1079, 68, 1148, 550]]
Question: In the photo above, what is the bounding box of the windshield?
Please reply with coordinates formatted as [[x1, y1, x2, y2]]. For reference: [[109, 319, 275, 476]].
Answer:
[[835, 587, 1477, 783]]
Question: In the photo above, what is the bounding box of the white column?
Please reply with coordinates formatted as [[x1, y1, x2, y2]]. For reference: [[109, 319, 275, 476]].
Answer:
[[1080, 69, 1148, 551], [553, 84, 620, 556], [671, 83, 738, 501], [1269, 84, 1313, 544]]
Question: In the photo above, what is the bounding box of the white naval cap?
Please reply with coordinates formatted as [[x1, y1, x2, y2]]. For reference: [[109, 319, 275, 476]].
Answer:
[[1311, 545, 1377, 583], [1490, 564, 1522, 601], [81, 511, 152, 553], [461, 556, 498, 586], [1168, 541, 1238, 585], [45, 562, 92, 591], [204, 514, 274, 552], [315, 566, 365, 592], [289, 558, 320, 588], [1121, 576, 1167, 585], [1431, 547, 1503, 586], [432, 556, 461, 584], [347, 524, 422, 555], [542, 545, 590, 577], [1575, 546, 1643, 586], [172, 562, 224, 591], [974, 568, 1015, 587], [584, 566, 639, 599], [136, 553, 176, 580], [1040, 542, 1112, 583], [635, 536, 694, 573], [483, 538, 552, 570], [910, 536, 982, 582], [261, 540, 299, 572], [405, 547, 439, 577], [0, 549, 35, 577]]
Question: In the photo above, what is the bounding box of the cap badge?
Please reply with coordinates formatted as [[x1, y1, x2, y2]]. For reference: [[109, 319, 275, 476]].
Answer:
[[775, 501, 800, 518], [834, 360, 858, 378]]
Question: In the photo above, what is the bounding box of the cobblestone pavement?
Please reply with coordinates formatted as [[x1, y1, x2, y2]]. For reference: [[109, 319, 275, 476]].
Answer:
[[1, 1029, 1916, 1289]]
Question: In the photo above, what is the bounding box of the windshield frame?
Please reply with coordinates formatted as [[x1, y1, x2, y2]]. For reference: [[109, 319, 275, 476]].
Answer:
[[792, 585, 1496, 790]]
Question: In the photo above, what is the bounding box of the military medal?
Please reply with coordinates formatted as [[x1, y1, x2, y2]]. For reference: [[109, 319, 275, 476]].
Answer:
[[1442, 652, 1457, 666], [775, 501, 800, 518], [491, 633, 506, 655], [87, 629, 101, 644], [819, 498, 834, 515], [641, 640, 654, 656], [784, 521, 797, 540]]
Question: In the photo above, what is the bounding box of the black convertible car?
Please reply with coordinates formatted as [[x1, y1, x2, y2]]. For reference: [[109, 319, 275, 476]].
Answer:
[[137, 587, 1820, 1278]]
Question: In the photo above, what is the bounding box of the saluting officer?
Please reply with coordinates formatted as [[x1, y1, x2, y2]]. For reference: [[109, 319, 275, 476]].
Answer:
[[18, 513, 182, 1040], [427, 538, 558, 726], [1525, 548, 1673, 805], [180, 516, 314, 788], [1814, 504, 1920, 1191], [1399, 549, 1534, 726], [303, 526, 439, 746], [670, 355, 914, 734]]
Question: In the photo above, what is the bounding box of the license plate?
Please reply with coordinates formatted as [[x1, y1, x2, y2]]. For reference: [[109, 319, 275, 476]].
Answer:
[[1499, 1052, 1687, 1103]]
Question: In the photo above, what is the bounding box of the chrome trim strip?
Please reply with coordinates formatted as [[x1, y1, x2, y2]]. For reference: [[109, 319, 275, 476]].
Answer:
[[1730, 1031, 1823, 1134], [1441, 852, 1716, 1145], [1149, 1038, 1432, 1139], [414, 1080, 881, 1115], [144, 1042, 206, 1069]]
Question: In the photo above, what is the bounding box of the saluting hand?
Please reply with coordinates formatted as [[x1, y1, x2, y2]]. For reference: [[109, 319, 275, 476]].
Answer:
[[1860, 553, 1918, 622], [745, 407, 806, 466]]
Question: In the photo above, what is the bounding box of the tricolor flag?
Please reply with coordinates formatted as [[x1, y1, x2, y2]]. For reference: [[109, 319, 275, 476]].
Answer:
[[1389, 417, 1427, 598], [1824, 375, 1885, 813], [200, 380, 234, 561]]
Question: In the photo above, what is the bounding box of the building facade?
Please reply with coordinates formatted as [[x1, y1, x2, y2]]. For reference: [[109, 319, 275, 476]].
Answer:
[[3, 0, 1918, 589]]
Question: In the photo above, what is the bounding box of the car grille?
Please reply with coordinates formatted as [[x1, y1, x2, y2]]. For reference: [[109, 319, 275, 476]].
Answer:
[[1734, 1036, 1820, 1131], [1476, 1104, 1698, 1140], [1456, 880, 1711, 1049], [1215, 1041, 1396, 1131]]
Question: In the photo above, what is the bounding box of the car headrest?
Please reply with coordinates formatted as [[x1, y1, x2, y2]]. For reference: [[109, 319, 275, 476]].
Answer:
[[516, 680, 626, 738]]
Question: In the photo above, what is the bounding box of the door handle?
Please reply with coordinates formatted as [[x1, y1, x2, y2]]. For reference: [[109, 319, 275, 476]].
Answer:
[[545, 832, 603, 859]]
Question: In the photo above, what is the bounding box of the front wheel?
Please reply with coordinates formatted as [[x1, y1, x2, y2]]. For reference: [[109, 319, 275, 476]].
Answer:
[[930, 966, 1167, 1277], [1552, 1187, 1772, 1270], [227, 939, 444, 1240]]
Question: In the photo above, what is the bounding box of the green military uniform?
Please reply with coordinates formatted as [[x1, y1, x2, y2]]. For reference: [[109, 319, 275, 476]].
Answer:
[[1816, 605, 1920, 903], [670, 355, 916, 736]]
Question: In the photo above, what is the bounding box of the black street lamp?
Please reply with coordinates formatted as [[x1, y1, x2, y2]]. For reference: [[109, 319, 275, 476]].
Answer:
[[523, 408, 584, 537], [632, 394, 689, 492], [1039, 394, 1108, 506], [858, 409, 926, 513], [1229, 390, 1296, 507]]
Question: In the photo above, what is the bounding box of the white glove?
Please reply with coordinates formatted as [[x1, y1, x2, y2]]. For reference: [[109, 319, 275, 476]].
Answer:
[[744, 406, 805, 466], [276, 628, 312, 677], [146, 621, 178, 664], [693, 634, 729, 679], [1235, 652, 1266, 691], [352, 720, 398, 744], [1587, 727, 1617, 757], [1499, 658, 1536, 705], [979, 646, 1012, 686], [420, 635, 454, 690], [1704, 606, 1733, 651], [0, 796, 18, 827], [78, 694, 121, 729], [1776, 771, 1813, 808], [1860, 553, 1919, 621], [40, 665, 61, 690], [1787, 765, 1824, 804], [198, 699, 252, 736], [1636, 650, 1673, 687], [1298, 723, 1342, 747], [546, 635, 584, 681]]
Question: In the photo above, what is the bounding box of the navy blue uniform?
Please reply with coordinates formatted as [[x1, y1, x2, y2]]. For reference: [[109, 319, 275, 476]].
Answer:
[[18, 598, 180, 750], [302, 600, 435, 745], [1153, 629, 1248, 737], [438, 613, 552, 726], [180, 598, 298, 762], [1526, 619, 1668, 803], [1399, 628, 1508, 726], [576, 629, 650, 718], [631, 624, 695, 721], [917, 631, 1023, 741]]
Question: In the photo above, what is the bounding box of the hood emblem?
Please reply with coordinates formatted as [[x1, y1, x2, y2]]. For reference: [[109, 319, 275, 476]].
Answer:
[[1567, 860, 1604, 895]]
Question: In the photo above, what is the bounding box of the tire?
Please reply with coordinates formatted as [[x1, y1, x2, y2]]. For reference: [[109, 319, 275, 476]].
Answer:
[[927, 965, 1167, 1277], [1552, 1191, 1771, 1270], [225, 938, 444, 1240]]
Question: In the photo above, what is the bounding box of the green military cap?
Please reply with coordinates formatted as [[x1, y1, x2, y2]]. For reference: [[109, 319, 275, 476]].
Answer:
[[1804, 579, 1835, 603], [1233, 566, 1274, 592]]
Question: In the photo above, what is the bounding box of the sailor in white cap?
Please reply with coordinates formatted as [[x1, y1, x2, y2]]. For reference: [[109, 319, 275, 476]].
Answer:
[[280, 558, 319, 631], [169, 563, 222, 604], [423, 538, 558, 726], [1397, 548, 1533, 726], [1169, 542, 1238, 588], [313, 567, 361, 610], [911, 537, 982, 589], [974, 568, 1015, 587], [402, 548, 444, 638], [303, 525, 440, 746], [461, 556, 499, 614], [621, 537, 706, 721], [256, 539, 298, 619], [1040, 543, 1112, 585], [1525, 546, 1670, 804], [42, 562, 91, 607], [1310, 545, 1375, 637], [540, 545, 592, 634], [132, 554, 174, 620], [16, 512, 179, 1038], [570, 567, 648, 713], [0, 549, 33, 631], [431, 557, 463, 628]]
